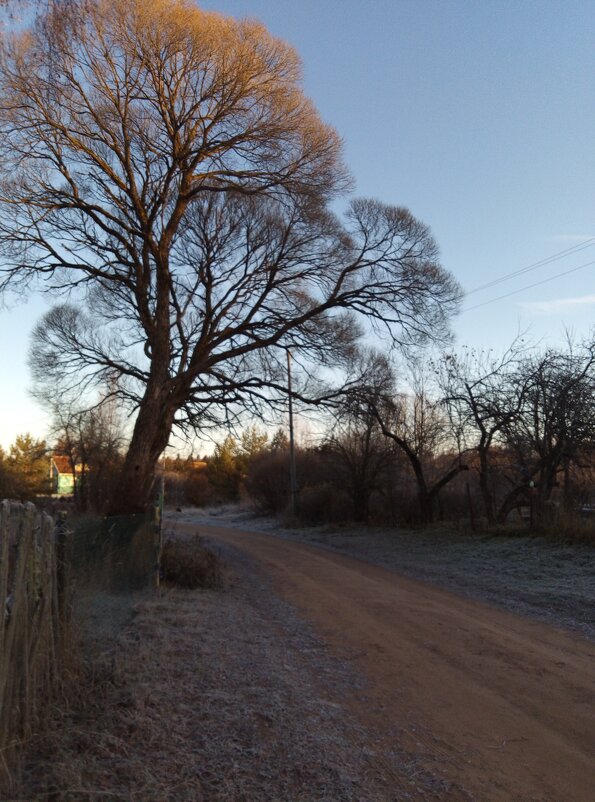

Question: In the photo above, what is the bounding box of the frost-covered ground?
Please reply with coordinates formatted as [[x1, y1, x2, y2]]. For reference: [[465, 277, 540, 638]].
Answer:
[[170, 505, 595, 641], [24, 535, 462, 801]]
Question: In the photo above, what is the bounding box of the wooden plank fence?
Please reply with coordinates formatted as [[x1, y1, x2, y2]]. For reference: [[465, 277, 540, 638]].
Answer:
[[0, 500, 70, 775]]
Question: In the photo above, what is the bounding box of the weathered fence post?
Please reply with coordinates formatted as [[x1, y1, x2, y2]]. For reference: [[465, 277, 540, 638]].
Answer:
[[0, 501, 71, 790], [54, 511, 71, 655]]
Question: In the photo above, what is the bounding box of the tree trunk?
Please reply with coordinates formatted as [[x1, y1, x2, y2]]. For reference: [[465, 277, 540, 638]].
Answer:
[[562, 457, 572, 511], [496, 484, 529, 524], [477, 445, 495, 525], [417, 486, 433, 524], [107, 383, 175, 515], [425, 463, 469, 525], [352, 484, 370, 524]]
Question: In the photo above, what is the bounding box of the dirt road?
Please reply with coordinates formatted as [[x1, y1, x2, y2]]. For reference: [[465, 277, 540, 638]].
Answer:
[[195, 523, 595, 802]]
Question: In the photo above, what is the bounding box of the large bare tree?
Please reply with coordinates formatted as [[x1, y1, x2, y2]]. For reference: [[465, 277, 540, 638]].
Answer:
[[0, 0, 460, 512]]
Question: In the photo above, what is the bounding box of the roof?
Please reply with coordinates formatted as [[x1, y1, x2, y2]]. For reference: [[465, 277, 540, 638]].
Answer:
[[51, 455, 74, 475]]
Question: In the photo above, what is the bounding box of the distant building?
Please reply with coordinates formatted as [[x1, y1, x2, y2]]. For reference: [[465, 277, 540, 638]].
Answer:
[[49, 456, 78, 496]]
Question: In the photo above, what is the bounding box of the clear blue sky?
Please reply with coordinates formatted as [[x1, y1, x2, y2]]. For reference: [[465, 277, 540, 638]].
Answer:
[[0, 0, 593, 449]]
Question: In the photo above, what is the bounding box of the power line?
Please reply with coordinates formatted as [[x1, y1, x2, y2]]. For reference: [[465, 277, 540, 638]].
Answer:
[[462, 258, 595, 313], [465, 237, 595, 298]]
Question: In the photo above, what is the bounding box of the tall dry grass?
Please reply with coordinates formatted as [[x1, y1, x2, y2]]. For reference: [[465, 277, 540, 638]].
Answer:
[[160, 536, 225, 589], [539, 508, 595, 546]]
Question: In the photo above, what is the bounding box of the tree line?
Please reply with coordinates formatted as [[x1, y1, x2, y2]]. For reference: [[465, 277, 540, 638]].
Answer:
[[155, 334, 595, 534], [4, 331, 595, 539]]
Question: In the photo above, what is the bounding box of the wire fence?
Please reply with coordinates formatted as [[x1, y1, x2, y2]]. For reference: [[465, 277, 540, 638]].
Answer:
[[0, 500, 69, 773], [70, 508, 161, 592]]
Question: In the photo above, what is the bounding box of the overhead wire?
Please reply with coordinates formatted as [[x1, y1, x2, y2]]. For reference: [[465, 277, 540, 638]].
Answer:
[[463, 258, 595, 313], [465, 237, 595, 297], [458, 236, 595, 313]]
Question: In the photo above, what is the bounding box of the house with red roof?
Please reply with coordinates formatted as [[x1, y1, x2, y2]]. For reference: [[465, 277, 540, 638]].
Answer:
[[50, 455, 78, 496]]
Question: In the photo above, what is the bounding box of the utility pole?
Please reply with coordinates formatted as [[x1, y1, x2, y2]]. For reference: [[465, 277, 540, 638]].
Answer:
[[287, 349, 298, 516]]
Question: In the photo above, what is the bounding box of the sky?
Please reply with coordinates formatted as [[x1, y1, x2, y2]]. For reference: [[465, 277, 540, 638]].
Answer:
[[0, 0, 594, 450]]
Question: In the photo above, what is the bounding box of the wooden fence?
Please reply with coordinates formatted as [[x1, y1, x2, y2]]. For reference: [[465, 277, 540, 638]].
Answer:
[[0, 500, 70, 771]]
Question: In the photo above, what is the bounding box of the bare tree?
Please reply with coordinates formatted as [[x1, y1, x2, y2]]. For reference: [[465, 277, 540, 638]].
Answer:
[[497, 342, 595, 522], [38, 372, 126, 511], [323, 408, 395, 524], [345, 352, 467, 523], [438, 338, 595, 525], [0, 0, 84, 23], [438, 340, 530, 524], [371, 389, 468, 524], [2, 0, 460, 512]]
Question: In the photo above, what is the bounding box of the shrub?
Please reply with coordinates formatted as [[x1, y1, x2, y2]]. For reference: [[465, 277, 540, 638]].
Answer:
[[297, 484, 352, 525], [245, 448, 328, 515], [160, 537, 225, 589], [245, 450, 291, 513]]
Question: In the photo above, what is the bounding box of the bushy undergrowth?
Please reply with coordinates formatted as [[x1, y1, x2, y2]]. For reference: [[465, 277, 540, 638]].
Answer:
[[538, 510, 595, 546], [160, 537, 225, 589]]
